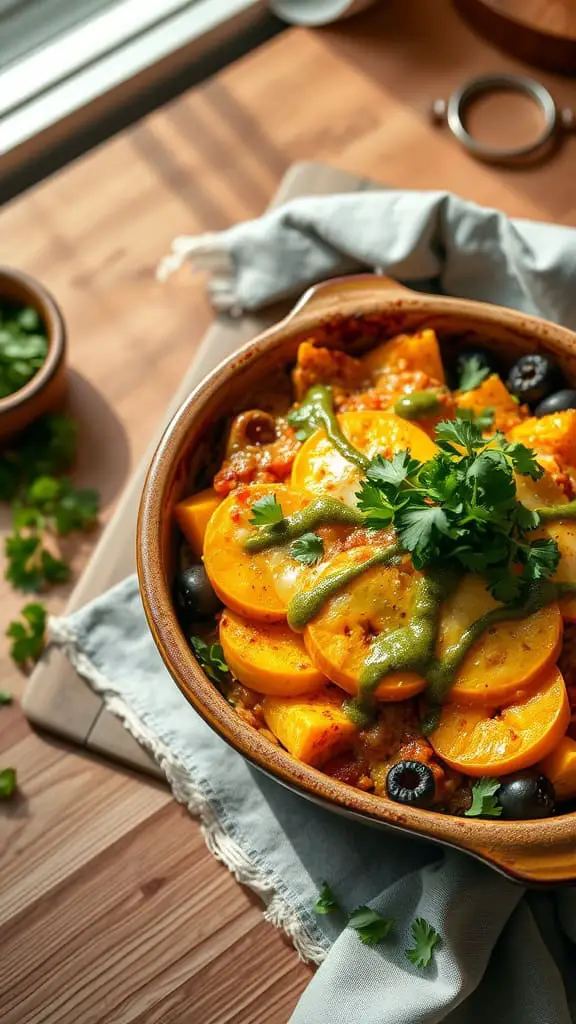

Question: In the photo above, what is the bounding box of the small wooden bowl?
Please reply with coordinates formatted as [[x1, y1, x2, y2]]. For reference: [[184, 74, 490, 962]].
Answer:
[[138, 274, 576, 886], [0, 267, 67, 442]]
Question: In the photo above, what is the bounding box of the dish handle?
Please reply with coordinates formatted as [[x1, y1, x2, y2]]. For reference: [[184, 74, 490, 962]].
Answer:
[[284, 272, 412, 324]]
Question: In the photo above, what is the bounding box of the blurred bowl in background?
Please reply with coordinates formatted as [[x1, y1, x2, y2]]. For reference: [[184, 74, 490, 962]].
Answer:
[[270, 0, 379, 27]]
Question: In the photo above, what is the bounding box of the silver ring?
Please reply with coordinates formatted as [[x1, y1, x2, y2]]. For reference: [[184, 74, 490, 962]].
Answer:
[[431, 73, 572, 164]]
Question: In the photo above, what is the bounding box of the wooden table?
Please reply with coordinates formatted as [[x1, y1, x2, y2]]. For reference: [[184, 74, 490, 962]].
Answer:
[[2, 3, 576, 1021]]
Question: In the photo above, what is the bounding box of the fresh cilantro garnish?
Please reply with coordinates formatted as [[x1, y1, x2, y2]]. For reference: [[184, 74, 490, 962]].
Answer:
[[367, 450, 421, 488], [457, 356, 490, 393], [190, 636, 229, 688], [249, 494, 284, 527], [455, 406, 494, 432], [314, 882, 340, 915], [348, 906, 396, 946], [395, 505, 452, 566], [0, 767, 17, 798], [290, 532, 324, 565], [465, 777, 503, 818], [355, 481, 395, 527], [6, 603, 47, 666], [406, 918, 441, 969], [0, 691, 12, 705], [356, 417, 559, 603]]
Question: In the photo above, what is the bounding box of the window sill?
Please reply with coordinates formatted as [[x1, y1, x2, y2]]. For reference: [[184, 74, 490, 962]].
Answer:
[[0, 0, 282, 201]]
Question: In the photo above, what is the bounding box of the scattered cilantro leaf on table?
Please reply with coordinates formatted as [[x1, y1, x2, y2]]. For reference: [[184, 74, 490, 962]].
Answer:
[[457, 356, 490, 393], [0, 691, 12, 705], [24, 475, 100, 535], [6, 603, 47, 667], [348, 906, 396, 946], [465, 777, 503, 818], [4, 533, 70, 592], [290, 532, 324, 565], [0, 767, 17, 798], [406, 918, 441, 969], [0, 413, 78, 501], [314, 882, 340, 915], [249, 494, 284, 526]]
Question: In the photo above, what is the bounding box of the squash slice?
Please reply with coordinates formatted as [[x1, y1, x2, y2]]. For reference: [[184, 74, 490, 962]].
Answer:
[[291, 410, 436, 506], [220, 609, 326, 696], [438, 575, 562, 706], [430, 667, 569, 777], [303, 547, 426, 701]]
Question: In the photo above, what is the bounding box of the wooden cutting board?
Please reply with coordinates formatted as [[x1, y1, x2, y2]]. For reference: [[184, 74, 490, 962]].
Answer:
[[22, 160, 378, 777]]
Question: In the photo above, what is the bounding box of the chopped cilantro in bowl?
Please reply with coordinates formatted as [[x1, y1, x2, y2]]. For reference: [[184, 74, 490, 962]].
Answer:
[[0, 300, 49, 400]]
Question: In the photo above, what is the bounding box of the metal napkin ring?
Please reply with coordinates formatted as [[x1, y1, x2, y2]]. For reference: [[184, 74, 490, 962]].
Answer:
[[431, 73, 575, 164]]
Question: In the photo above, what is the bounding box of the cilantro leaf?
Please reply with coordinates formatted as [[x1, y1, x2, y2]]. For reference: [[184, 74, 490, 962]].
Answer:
[[41, 550, 70, 584], [5, 533, 43, 591], [249, 494, 284, 526], [465, 777, 503, 818], [395, 505, 451, 567], [455, 406, 495, 432], [314, 882, 340, 915], [348, 906, 396, 946], [290, 532, 324, 565], [6, 602, 47, 666], [367, 451, 420, 489], [5, 533, 70, 592], [190, 636, 229, 688], [435, 417, 484, 455], [25, 476, 100, 535], [406, 918, 441, 969], [17, 306, 41, 332], [355, 481, 395, 527], [0, 414, 78, 501], [458, 356, 490, 393], [497, 439, 543, 480], [514, 504, 540, 532], [0, 767, 17, 799], [0, 302, 48, 399], [486, 571, 523, 604], [519, 537, 560, 581], [0, 691, 12, 705]]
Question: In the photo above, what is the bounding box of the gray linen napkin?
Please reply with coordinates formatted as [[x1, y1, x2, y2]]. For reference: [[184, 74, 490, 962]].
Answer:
[[54, 191, 576, 1024]]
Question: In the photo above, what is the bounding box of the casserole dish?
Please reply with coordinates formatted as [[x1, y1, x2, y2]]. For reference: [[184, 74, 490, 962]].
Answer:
[[138, 274, 576, 885]]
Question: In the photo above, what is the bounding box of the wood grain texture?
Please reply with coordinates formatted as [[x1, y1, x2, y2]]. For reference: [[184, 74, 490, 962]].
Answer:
[[2, 2, 576, 1020]]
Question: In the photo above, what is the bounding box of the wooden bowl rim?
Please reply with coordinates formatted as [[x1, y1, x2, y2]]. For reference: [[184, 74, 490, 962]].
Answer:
[[137, 276, 576, 884], [0, 266, 66, 414]]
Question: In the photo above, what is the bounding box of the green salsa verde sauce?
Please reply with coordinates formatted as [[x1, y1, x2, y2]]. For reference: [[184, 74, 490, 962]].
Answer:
[[287, 543, 401, 632], [244, 497, 365, 554]]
